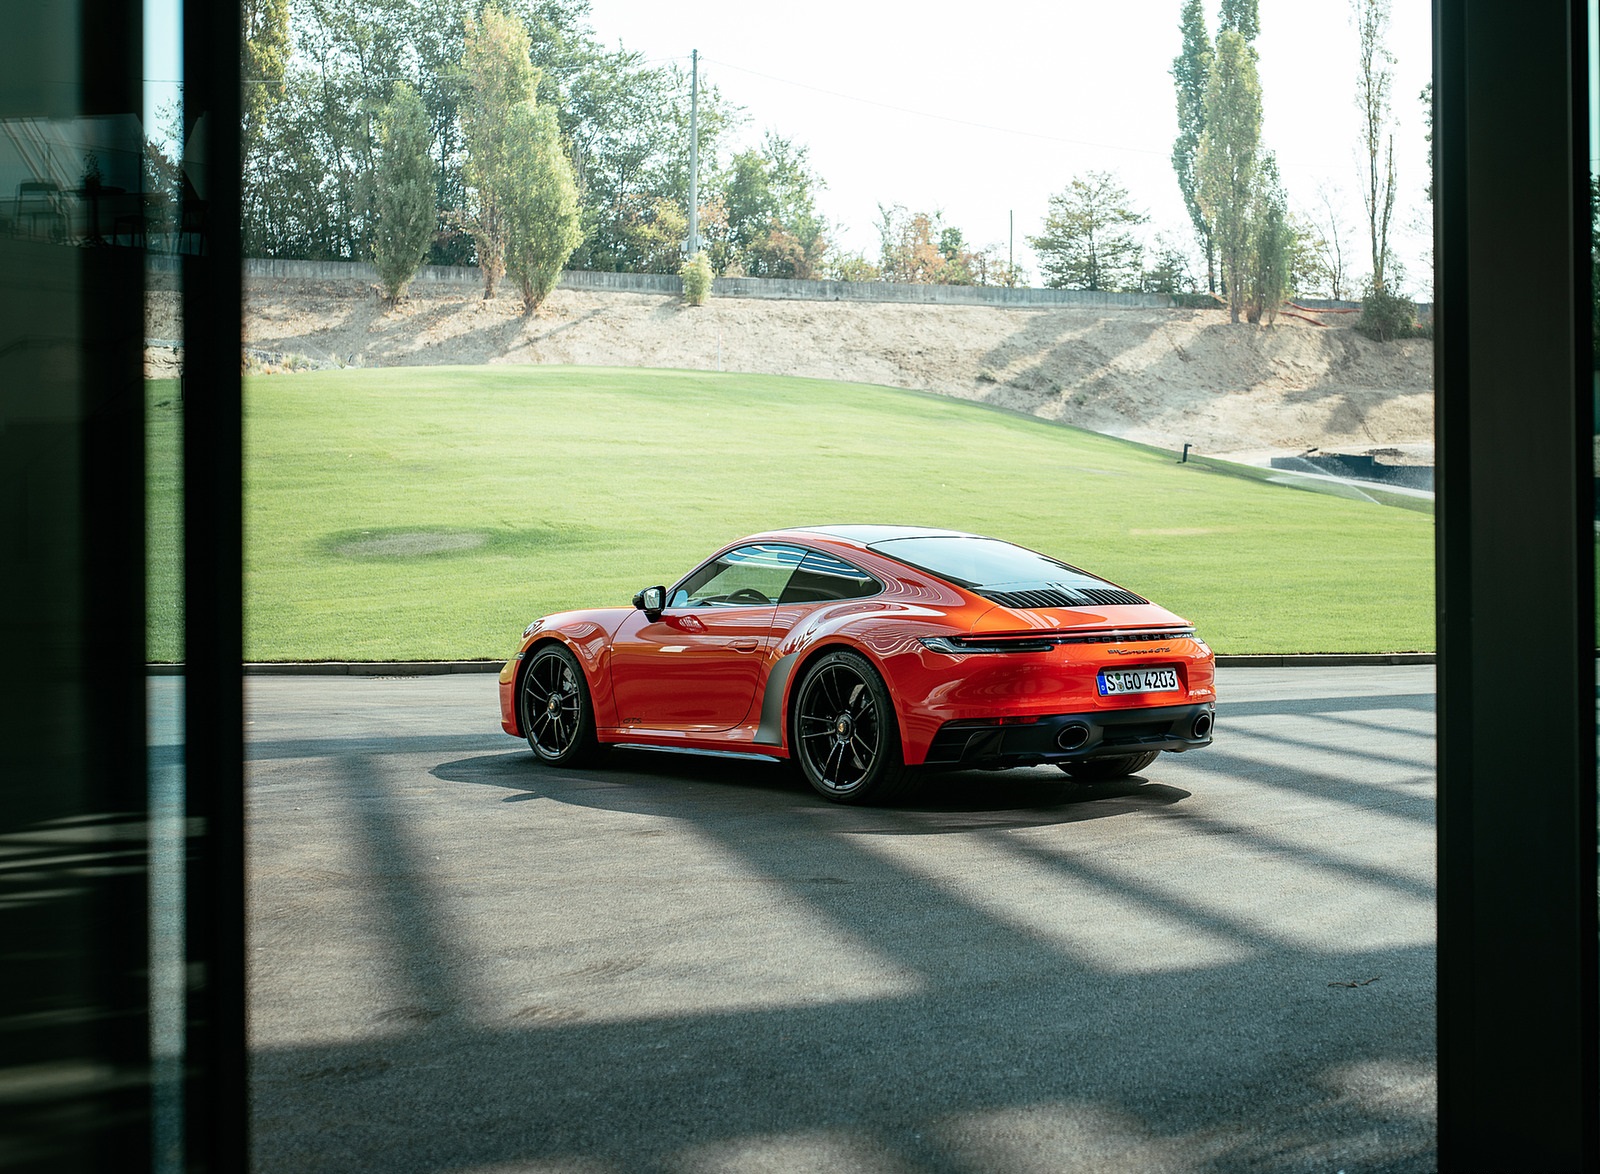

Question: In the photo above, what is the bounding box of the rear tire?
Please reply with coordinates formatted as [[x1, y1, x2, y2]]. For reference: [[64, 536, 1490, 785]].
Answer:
[[791, 649, 919, 804], [1057, 751, 1159, 782], [519, 644, 605, 767]]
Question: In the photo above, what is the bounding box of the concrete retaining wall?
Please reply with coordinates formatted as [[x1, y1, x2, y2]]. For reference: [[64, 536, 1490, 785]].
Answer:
[[240, 258, 1175, 306], [223, 257, 1424, 314]]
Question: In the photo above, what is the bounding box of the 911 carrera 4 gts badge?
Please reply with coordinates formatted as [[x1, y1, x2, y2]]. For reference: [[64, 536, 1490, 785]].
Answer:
[[1107, 646, 1172, 655]]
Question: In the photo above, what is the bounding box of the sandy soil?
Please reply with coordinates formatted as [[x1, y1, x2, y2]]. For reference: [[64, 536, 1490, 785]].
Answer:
[[149, 278, 1435, 461]]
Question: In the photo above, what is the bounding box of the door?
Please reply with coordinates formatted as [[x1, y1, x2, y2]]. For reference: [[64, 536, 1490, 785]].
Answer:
[[609, 543, 805, 731]]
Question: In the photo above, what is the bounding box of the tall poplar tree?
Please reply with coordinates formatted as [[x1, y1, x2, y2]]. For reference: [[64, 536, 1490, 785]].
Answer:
[[370, 84, 436, 303], [503, 101, 584, 314], [1355, 0, 1398, 293], [1170, 0, 1214, 292], [1244, 153, 1292, 323], [241, 0, 289, 152], [460, 2, 539, 300], [1219, 0, 1260, 41], [1198, 29, 1262, 324]]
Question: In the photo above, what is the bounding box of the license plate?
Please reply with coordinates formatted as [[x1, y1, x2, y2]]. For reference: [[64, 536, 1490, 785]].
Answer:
[[1097, 666, 1179, 696]]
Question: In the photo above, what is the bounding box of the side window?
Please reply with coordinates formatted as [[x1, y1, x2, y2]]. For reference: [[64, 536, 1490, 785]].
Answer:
[[668, 544, 805, 608], [779, 550, 882, 604]]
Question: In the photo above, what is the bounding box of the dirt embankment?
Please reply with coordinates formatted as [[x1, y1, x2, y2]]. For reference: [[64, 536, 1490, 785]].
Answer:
[[149, 278, 1435, 460]]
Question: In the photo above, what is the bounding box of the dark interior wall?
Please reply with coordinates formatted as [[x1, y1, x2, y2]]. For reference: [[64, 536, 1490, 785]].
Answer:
[[0, 0, 153, 1169], [1434, 0, 1599, 1166], [181, 0, 247, 1167]]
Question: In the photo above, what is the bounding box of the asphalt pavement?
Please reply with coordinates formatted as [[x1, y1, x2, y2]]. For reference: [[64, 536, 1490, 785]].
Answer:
[[224, 665, 1437, 1172]]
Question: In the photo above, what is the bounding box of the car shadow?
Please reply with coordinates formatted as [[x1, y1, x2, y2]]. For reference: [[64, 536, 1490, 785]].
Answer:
[[429, 747, 1190, 831]]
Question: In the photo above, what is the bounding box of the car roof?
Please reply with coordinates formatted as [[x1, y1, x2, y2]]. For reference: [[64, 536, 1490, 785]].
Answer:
[[778, 524, 984, 546]]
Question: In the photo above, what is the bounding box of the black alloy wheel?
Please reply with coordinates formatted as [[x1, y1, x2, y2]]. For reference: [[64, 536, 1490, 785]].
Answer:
[[519, 644, 603, 766], [1057, 750, 1160, 782], [792, 650, 916, 803]]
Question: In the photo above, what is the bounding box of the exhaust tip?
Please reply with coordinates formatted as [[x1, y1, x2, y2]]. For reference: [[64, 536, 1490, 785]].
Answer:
[[1192, 712, 1213, 739], [1057, 722, 1091, 751]]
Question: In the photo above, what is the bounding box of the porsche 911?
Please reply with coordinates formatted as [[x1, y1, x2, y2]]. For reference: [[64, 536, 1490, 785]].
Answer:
[[499, 525, 1214, 803]]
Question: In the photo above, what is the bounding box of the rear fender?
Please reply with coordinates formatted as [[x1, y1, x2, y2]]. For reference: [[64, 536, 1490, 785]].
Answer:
[[770, 637, 922, 765]]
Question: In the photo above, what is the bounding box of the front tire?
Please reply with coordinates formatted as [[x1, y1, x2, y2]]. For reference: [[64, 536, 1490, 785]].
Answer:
[[1057, 750, 1160, 782], [791, 650, 918, 804], [519, 644, 604, 767]]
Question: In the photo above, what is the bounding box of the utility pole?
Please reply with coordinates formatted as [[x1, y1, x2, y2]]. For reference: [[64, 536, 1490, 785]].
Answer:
[[1008, 209, 1014, 286], [687, 49, 699, 257]]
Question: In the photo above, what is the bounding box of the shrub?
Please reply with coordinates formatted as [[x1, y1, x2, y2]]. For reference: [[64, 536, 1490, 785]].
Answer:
[[681, 250, 714, 306], [1355, 284, 1423, 341]]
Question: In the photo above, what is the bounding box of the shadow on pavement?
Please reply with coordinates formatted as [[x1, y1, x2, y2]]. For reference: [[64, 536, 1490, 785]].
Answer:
[[250, 677, 1436, 1172], [430, 747, 1192, 830]]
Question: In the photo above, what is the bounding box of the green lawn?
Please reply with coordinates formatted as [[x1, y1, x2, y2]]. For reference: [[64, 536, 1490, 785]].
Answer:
[[146, 366, 1436, 660]]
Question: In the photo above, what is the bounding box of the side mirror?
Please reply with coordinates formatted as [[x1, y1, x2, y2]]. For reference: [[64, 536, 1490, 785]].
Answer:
[[632, 585, 666, 620]]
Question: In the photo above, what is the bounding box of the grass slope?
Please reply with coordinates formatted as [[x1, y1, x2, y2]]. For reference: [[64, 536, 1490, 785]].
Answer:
[[147, 366, 1435, 660]]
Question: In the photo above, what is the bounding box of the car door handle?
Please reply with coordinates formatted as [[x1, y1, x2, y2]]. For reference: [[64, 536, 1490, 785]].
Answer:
[[731, 639, 761, 652]]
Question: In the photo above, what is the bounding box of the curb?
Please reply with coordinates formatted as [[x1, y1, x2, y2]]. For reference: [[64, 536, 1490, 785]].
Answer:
[[147, 661, 504, 676], [1212, 653, 1436, 667], [145, 653, 1439, 676]]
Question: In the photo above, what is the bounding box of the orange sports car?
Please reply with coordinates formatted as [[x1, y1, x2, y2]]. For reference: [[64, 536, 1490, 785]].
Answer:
[[499, 526, 1214, 804]]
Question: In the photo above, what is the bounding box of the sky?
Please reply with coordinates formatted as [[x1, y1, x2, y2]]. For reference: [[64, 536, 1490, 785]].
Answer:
[[144, 0, 1439, 294], [582, 0, 1436, 294]]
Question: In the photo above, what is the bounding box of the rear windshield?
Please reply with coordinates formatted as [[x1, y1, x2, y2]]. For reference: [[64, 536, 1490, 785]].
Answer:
[[868, 536, 1113, 592]]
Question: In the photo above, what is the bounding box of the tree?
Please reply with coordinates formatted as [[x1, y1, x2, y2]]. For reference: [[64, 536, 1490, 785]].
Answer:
[[935, 226, 980, 286], [1140, 233, 1198, 295], [1219, 0, 1260, 41], [242, 0, 290, 156], [234, 0, 809, 279], [1421, 80, 1434, 204], [502, 101, 584, 313], [1244, 154, 1292, 323], [1028, 171, 1146, 292], [459, 2, 539, 300], [721, 135, 829, 278], [370, 84, 437, 302], [1354, 0, 1398, 293], [1170, 0, 1215, 292], [241, 0, 445, 261], [612, 197, 689, 274], [877, 206, 957, 284], [1285, 212, 1332, 298], [968, 247, 1026, 288], [1198, 30, 1261, 323], [561, 53, 741, 274], [141, 99, 185, 253], [1304, 186, 1352, 300], [418, 0, 593, 264], [825, 250, 881, 282]]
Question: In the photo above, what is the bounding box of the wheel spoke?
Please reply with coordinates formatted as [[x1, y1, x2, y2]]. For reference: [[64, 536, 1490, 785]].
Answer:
[[850, 732, 875, 765], [823, 740, 845, 784], [820, 668, 845, 712]]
